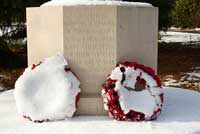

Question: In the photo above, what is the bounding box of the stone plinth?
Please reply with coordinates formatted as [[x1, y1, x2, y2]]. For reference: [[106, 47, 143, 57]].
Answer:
[[27, 5, 158, 115]]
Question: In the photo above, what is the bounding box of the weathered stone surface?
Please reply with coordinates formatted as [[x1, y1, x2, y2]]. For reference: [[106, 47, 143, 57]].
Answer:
[[27, 5, 158, 115]]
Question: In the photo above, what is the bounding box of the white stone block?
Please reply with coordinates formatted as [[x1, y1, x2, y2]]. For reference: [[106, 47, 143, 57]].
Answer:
[[27, 5, 158, 115]]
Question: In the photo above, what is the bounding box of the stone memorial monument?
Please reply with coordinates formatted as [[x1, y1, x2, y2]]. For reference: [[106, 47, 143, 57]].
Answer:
[[26, 0, 158, 115]]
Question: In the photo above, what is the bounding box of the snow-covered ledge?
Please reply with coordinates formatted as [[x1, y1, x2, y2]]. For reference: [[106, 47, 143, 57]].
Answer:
[[41, 0, 153, 7], [26, 0, 158, 115]]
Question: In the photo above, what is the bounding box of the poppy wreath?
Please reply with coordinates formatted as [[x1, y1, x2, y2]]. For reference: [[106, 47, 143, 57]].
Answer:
[[102, 61, 163, 121], [14, 54, 81, 123]]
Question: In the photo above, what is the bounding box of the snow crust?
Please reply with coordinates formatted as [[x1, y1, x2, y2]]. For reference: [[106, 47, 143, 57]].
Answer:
[[41, 0, 153, 7], [163, 68, 200, 89], [118, 87, 157, 116], [0, 87, 200, 134], [159, 31, 200, 43], [14, 54, 80, 121], [0, 86, 4, 91], [186, 72, 200, 78]]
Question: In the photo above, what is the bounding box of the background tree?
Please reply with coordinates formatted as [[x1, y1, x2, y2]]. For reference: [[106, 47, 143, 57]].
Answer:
[[172, 0, 200, 28], [124, 0, 175, 30], [0, 0, 48, 43], [0, 0, 48, 68]]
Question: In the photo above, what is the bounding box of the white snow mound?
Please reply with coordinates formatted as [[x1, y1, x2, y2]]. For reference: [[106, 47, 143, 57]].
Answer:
[[41, 0, 153, 7], [14, 54, 81, 121]]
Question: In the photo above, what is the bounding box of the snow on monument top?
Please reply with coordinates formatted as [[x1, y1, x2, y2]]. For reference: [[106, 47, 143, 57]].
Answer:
[[41, 0, 153, 7]]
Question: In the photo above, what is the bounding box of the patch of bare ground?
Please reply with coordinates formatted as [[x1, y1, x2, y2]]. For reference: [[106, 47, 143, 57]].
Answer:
[[158, 42, 200, 92]]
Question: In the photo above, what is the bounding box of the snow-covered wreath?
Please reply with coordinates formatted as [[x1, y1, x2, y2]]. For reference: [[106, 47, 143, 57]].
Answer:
[[14, 54, 81, 123], [102, 62, 163, 121]]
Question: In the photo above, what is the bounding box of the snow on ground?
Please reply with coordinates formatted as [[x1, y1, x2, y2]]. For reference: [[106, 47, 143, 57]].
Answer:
[[163, 75, 181, 87], [0, 86, 5, 91], [0, 75, 8, 92], [0, 30, 2, 37], [0, 75, 9, 92], [185, 72, 200, 78], [159, 31, 200, 43], [0, 75, 9, 80], [163, 67, 200, 91], [0, 87, 200, 134], [41, 0, 152, 7]]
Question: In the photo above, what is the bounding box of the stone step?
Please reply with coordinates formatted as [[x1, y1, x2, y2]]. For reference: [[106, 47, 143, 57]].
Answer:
[[76, 94, 107, 115]]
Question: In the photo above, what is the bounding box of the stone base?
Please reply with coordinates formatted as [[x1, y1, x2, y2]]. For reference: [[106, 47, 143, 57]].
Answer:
[[27, 5, 158, 115], [76, 94, 106, 115]]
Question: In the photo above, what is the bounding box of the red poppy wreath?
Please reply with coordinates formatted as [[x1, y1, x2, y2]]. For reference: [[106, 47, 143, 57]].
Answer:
[[14, 54, 80, 123], [102, 62, 163, 121]]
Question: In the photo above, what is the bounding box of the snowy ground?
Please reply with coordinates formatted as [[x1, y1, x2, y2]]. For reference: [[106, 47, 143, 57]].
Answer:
[[0, 87, 200, 134], [0, 75, 9, 92], [0, 76, 6, 91], [163, 67, 200, 91], [159, 31, 200, 43], [0, 86, 4, 92]]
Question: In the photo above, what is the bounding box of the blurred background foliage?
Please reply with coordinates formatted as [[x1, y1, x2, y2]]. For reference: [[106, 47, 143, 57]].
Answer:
[[0, 0, 48, 42], [127, 0, 175, 29], [172, 0, 200, 28], [0, 0, 48, 68]]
